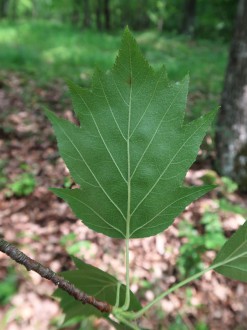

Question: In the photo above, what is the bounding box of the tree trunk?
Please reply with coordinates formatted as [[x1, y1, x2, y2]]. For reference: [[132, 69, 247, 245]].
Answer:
[[103, 0, 110, 30], [181, 0, 197, 36], [216, 0, 247, 191], [95, 0, 102, 31], [71, 0, 80, 26], [83, 0, 91, 28], [9, 0, 17, 20], [0, 0, 8, 18]]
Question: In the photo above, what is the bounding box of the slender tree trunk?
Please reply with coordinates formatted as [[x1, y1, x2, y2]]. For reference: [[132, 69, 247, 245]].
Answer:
[[10, 0, 17, 20], [83, 0, 91, 28], [181, 0, 197, 36], [0, 0, 8, 18], [103, 0, 110, 30], [216, 0, 247, 191], [72, 0, 80, 26], [96, 0, 102, 31]]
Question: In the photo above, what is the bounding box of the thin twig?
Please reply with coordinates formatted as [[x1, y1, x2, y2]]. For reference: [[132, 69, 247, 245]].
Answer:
[[0, 238, 112, 313]]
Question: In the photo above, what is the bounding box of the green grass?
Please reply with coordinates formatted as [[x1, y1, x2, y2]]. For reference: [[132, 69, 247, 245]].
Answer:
[[0, 19, 227, 115], [0, 20, 119, 84]]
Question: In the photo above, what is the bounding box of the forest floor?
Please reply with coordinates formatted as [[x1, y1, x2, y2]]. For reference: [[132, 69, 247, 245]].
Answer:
[[0, 71, 247, 330], [0, 22, 247, 330]]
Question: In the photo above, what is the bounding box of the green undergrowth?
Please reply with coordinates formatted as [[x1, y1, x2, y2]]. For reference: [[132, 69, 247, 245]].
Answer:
[[177, 173, 247, 279], [177, 211, 226, 278], [0, 20, 227, 118], [0, 20, 118, 85], [0, 161, 36, 198], [7, 173, 36, 197], [0, 267, 18, 305]]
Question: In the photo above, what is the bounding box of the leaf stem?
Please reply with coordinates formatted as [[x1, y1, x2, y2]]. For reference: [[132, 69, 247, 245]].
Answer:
[[116, 314, 139, 330], [123, 236, 130, 310], [133, 265, 213, 319], [122, 250, 247, 320], [114, 282, 122, 308]]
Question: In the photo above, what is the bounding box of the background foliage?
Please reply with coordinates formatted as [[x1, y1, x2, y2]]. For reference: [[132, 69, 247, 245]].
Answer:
[[0, 0, 237, 39], [1, 0, 247, 329]]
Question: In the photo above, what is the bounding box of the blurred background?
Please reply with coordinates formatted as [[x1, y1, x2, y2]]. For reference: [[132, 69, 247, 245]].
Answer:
[[0, 0, 247, 329]]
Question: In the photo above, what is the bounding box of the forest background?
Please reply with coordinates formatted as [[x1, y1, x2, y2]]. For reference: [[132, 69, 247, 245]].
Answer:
[[0, 1, 247, 329]]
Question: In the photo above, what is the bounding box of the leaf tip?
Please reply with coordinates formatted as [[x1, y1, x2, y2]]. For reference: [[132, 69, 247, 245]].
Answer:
[[121, 25, 136, 46], [123, 25, 131, 35], [184, 73, 190, 83]]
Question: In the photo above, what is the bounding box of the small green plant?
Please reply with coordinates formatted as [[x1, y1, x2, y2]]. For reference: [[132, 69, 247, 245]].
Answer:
[[221, 176, 238, 194], [1, 29, 247, 330], [0, 160, 7, 190], [177, 212, 226, 278], [168, 315, 208, 330], [177, 221, 205, 278], [7, 173, 36, 197], [201, 170, 238, 195], [200, 212, 226, 249], [60, 233, 93, 257], [219, 198, 247, 217], [168, 315, 188, 330], [63, 176, 74, 189], [0, 267, 18, 305]]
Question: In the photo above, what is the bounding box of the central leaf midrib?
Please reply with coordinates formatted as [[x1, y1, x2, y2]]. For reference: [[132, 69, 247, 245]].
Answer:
[[126, 43, 133, 236]]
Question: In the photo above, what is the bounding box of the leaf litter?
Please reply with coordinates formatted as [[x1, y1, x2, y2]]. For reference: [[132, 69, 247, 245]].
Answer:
[[0, 70, 247, 329]]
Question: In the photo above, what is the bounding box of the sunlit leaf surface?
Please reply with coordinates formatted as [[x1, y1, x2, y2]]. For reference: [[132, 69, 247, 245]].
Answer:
[[47, 28, 216, 238]]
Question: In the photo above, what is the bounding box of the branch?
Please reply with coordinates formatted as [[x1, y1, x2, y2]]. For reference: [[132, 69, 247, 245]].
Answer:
[[0, 238, 112, 313]]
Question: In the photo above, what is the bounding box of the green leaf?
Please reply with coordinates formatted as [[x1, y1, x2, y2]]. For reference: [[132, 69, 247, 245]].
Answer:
[[212, 221, 247, 282], [54, 257, 141, 323], [46, 28, 216, 239]]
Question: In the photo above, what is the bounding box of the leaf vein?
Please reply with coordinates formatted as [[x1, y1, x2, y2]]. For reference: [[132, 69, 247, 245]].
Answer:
[[97, 75, 128, 141], [63, 152, 100, 188], [72, 86, 128, 184], [59, 190, 125, 236], [112, 76, 129, 106], [130, 186, 209, 236], [131, 120, 209, 216], [130, 69, 164, 137], [130, 83, 186, 180], [220, 262, 247, 272]]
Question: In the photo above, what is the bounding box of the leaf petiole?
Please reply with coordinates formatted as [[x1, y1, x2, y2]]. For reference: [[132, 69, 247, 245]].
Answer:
[[132, 265, 213, 319], [114, 282, 122, 308], [117, 248, 247, 321], [117, 315, 139, 330], [122, 236, 130, 311]]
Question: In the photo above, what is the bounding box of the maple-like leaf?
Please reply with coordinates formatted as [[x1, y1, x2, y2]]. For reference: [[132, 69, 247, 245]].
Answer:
[[213, 221, 247, 282], [46, 28, 216, 239], [54, 257, 141, 322]]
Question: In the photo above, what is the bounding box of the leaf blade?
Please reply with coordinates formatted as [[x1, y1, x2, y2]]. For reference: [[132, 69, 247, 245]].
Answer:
[[212, 221, 247, 282], [53, 257, 141, 323], [47, 28, 216, 238]]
